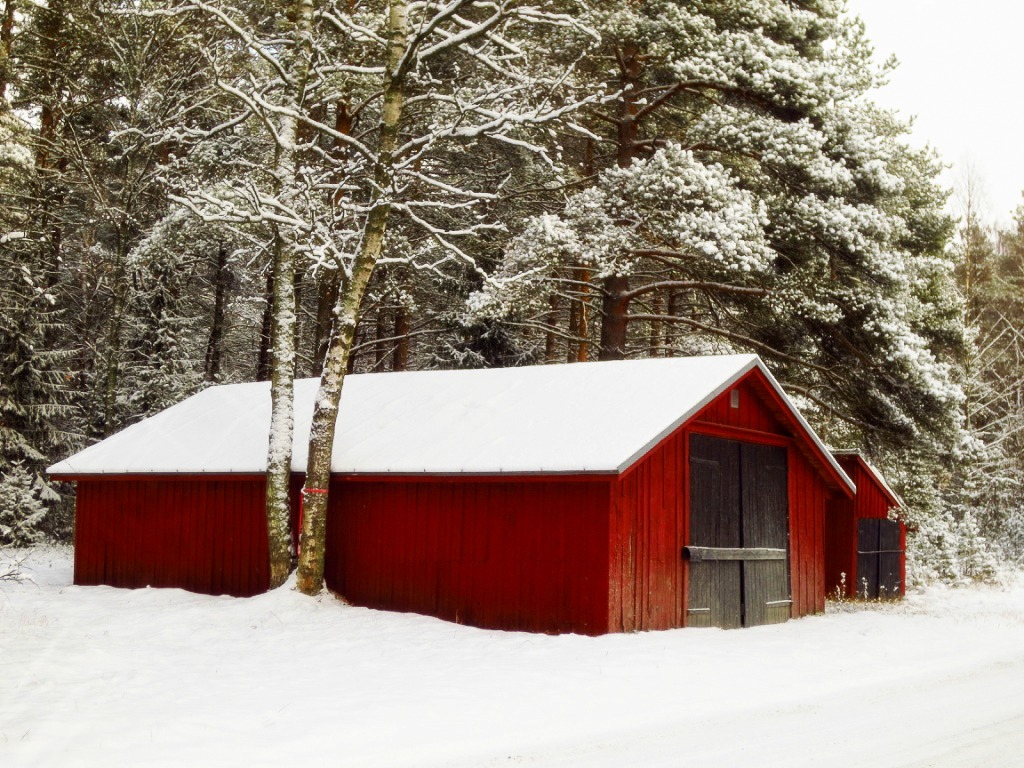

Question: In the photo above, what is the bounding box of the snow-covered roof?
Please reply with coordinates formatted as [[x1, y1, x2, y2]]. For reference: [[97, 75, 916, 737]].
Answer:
[[830, 450, 903, 508], [48, 354, 852, 489]]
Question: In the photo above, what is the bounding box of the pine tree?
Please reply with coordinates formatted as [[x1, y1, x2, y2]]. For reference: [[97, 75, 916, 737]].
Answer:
[[0, 462, 49, 546], [471, 1, 963, 453], [0, 12, 73, 541]]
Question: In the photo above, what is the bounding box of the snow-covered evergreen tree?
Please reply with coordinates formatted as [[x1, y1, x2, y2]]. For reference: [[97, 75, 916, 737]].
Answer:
[[0, 39, 71, 541], [0, 0, 1018, 582], [473, 1, 963, 453], [0, 462, 50, 547]]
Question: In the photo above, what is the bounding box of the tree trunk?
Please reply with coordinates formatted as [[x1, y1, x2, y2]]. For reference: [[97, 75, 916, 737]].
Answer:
[[256, 268, 274, 381], [544, 294, 560, 362], [374, 305, 387, 370], [574, 266, 590, 362], [264, 227, 298, 589], [567, 291, 579, 362], [31, 0, 68, 286], [648, 293, 663, 357], [313, 270, 340, 374], [310, 99, 355, 375], [0, 0, 14, 102], [295, 0, 409, 595], [598, 274, 630, 360], [204, 242, 229, 381], [665, 291, 679, 356], [392, 305, 410, 371], [100, 280, 127, 435], [597, 46, 643, 361], [615, 46, 642, 169], [293, 269, 303, 372], [264, 0, 315, 590]]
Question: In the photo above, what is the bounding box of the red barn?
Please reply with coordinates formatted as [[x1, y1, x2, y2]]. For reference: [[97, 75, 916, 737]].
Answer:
[[825, 451, 905, 599], [49, 355, 855, 634]]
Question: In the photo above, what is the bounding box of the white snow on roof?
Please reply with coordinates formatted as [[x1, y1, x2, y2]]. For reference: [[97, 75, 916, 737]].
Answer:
[[47, 355, 851, 488]]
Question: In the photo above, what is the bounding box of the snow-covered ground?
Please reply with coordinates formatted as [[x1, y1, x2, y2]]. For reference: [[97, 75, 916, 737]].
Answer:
[[2, 548, 1023, 767]]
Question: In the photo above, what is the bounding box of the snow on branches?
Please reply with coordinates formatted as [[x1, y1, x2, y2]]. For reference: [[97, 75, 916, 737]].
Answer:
[[470, 144, 772, 319]]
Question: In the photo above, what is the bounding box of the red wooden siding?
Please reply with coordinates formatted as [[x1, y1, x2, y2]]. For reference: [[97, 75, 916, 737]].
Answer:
[[66, 366, 846, 633], [693, 373, 830, 619], [825, 457, 905, 598], [690, 375, 790, 435], [323, 477, 612, 635], [788, 449, 828, 616], [608, 429, 686, 632], [74, 477, 274, 597], [825, 489, 856, 599], [608, 371, 834, 630]]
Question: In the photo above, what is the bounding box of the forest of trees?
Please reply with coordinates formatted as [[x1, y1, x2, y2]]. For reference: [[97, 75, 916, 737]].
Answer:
[[1, 0, 1022, 586]]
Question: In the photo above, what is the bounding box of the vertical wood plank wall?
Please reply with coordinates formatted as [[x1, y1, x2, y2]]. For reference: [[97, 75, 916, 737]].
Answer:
[[608, 429, 686, 632], [788, 451, 827, 616], [608, 371, 834, 630], [694, 373, 829, 618], [68, 369, 846, 632], [74, 477, 273, 597], [825, 477, 857, 599], [825, 458, 906, 598], [692, 377, 790, 434], [324, 477, 612, 635]]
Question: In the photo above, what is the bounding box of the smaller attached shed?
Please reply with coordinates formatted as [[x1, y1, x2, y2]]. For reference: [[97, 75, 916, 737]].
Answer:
[[50, 355, 857, 634], [825, 451, 905, 599]]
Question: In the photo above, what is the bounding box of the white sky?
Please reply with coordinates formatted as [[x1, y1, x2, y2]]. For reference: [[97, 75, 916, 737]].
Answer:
[[847, 0, 1024, 223]]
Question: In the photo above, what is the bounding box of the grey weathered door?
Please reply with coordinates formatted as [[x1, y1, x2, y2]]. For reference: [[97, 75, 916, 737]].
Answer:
[[877, 520, 902, 597], [687, 435, 790, 628], [857, 519, 902, 598], [688, 436, 742, 628], [740, 443, 791, 626], [856, 519, 880, 598]]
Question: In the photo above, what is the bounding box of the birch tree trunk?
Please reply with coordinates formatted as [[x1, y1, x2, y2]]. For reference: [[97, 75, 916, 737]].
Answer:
[[265, 0, 314, 589], [295, 0, 408, 595]]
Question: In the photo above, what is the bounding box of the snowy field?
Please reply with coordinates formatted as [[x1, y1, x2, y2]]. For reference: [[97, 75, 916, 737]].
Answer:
[[2, 548, 1024, 768]]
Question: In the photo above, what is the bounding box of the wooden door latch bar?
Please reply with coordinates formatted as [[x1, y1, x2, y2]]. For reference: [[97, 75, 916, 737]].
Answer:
[[682, 546, 787, 562]]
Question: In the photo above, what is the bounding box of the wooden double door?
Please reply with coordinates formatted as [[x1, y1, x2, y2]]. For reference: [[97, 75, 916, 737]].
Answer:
[[857, 519, 902, 598], [687, 435, 791, 628]]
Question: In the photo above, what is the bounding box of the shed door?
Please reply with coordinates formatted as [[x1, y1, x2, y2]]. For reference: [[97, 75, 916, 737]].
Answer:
[[857, 519, 902, 598], [687, 435, 790, 628]]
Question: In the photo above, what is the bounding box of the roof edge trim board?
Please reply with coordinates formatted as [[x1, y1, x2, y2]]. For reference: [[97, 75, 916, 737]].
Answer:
[[51, 470, 622, 483], [688, 422, 793, 448], [330, 472, 618, 484], [47, 472, 271, 482]]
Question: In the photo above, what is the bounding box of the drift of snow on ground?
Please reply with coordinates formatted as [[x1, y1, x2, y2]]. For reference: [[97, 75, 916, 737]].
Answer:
[[3, 548, 1023, 768]]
